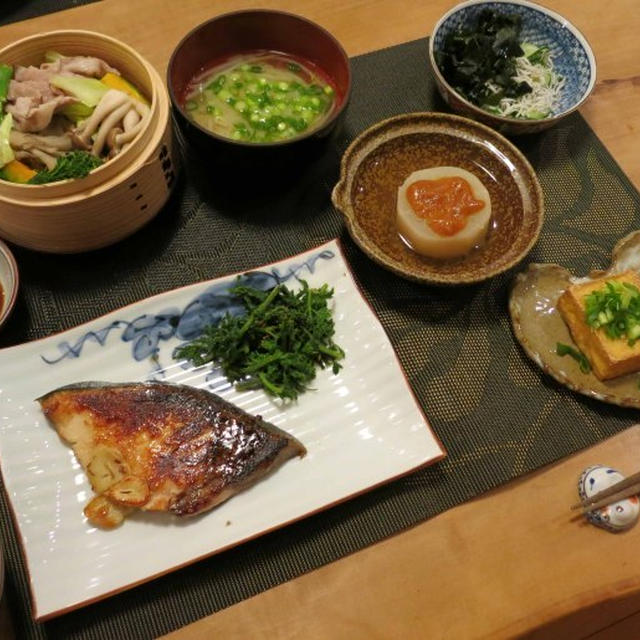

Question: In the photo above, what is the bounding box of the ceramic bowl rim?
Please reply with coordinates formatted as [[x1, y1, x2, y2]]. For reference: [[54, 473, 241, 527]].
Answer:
[[166, 8, 352, 149], [332, 111, 545, 285], [0, 239, 19, 328], [428, 0, 597, 127]]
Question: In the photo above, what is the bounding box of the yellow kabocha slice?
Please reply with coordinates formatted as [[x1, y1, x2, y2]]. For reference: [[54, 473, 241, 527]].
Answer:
[[100, 72, 149, 105], [0, 159, 37, 183]]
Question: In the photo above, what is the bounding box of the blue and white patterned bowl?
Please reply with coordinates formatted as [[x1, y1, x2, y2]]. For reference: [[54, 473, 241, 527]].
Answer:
[[428, 0, 596, 135]]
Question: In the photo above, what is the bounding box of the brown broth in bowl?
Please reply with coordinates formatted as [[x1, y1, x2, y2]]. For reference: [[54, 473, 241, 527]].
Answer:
[[182, 51, 337, 143]]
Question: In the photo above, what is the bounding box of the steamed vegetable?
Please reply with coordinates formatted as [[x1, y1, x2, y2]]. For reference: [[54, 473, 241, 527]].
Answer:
[[100, 72, 149, 105], [43, 50, 63, 63], [0, 63, 12, 110], [0, 52, 149, 184], [50, 75, 109, 107], [174, 279, 345, 401], [59, 101, 95, 122], [0, 113, 14, 168], [28, 150, 102, 184], [0, 159, 37, 183]]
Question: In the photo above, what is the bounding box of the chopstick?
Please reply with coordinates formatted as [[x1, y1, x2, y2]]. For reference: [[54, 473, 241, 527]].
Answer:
[[571, 470, 640, 513]]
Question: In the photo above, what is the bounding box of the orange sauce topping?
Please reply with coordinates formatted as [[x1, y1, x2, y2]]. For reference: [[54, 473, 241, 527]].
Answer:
[[406, 176, 485, 236]]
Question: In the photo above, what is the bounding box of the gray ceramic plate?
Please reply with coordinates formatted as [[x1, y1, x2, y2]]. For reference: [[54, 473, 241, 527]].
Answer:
[[332, 112, 544, 285], [509, 231, 640, 408]]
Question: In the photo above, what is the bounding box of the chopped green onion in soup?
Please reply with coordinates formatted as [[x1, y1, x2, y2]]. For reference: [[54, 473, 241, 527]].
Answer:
[[183, 52, 337, 143]]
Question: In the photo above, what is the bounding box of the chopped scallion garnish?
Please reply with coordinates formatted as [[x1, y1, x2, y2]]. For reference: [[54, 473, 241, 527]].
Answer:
[[556, 342, 591, 373], [584, 280, 640, 346]]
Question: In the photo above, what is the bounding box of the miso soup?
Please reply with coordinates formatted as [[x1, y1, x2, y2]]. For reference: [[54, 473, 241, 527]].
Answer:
[[183, 51, 336, 143]]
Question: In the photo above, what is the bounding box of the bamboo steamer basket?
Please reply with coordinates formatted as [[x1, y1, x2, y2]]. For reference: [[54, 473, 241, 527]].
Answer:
[[0, 30, 177, 253]]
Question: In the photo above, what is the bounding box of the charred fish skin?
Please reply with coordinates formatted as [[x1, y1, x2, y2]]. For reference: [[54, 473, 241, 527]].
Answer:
[[37, 381, 306, 525]]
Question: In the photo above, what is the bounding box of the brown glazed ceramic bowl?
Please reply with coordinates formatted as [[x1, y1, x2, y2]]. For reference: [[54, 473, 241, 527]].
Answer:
[[167, 10, 351, 176], [332, 112, 544, 285]]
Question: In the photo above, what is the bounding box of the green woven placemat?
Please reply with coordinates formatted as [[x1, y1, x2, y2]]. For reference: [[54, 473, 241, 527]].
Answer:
[[1, 34, 639, 640]]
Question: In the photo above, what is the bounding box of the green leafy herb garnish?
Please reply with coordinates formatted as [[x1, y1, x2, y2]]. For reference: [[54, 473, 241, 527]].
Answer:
[[556, 342, 591, 373], [28, 150, 102, 185], [174, 280, 345, 401], [584, 280, 640, 345]]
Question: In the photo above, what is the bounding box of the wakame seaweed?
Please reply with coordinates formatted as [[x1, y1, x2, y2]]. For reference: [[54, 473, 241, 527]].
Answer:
[[435, 9, 533, 107]]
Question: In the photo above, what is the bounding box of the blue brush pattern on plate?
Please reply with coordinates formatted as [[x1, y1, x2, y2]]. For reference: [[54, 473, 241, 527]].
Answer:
[[41, 249, 335, 365]]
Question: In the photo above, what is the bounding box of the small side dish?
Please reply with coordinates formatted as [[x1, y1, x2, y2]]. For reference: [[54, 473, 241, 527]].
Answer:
[[332, 112, 543, 285], [435, 9, 564, 120], [396, 166, 491, 259], [428, 0, 596, 135], [38, 381, 306, 529], [509, 231, 640, 408], [0, 50, 150, 184]]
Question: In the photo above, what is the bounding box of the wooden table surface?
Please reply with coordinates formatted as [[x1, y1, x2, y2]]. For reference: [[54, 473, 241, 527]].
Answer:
[[1, 1, 640, 638]]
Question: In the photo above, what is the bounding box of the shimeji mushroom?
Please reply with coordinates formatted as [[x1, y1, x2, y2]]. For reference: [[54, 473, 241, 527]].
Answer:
[[75, 89, 129, 146], [75, 89, 150, 156], [114, 101, 149, 151], [91, 101, 130, 155], [10, 130, 74, 170]]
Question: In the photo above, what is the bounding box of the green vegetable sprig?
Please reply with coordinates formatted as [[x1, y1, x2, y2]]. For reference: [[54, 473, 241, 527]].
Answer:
[[556, 342, 591, 373], [174, 279, 346, 401], [0, 63, 13, 110], [28, 150, 102, 185], [584, 280, 640, 345]]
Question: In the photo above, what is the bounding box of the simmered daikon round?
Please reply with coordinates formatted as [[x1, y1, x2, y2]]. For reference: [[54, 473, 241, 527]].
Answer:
[[396, 166, 491, 259]]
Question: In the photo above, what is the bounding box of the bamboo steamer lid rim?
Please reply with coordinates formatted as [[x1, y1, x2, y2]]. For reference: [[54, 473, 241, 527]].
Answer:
[[0, 29, 164, 203]]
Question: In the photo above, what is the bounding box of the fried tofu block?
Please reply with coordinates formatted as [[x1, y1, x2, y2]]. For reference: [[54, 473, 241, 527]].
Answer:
[[557, 270, 640, 380]]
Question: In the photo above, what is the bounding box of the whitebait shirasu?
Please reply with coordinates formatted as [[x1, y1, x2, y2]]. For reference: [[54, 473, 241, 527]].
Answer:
[[494, 53, 565, 119]]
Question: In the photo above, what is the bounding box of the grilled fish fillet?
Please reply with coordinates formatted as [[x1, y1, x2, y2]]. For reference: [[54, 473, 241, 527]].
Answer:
[[38, 381, 306, 528]]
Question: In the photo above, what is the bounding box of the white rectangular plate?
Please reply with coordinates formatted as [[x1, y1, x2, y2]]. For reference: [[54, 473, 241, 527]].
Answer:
[[0, 239, 445, 620]]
